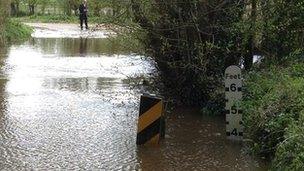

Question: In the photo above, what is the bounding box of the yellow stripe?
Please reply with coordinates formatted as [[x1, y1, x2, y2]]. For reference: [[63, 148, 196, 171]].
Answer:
[[146, 134, 160, 145], [138, 101, 162, 133]]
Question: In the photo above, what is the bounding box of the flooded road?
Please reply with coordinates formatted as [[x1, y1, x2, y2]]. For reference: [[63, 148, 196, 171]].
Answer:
[[0, 24, 268, 170]]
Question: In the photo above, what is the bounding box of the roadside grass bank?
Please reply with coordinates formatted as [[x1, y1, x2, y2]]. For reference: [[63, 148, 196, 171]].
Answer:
[[242, 54, 304, 170], [2, 20, 32, 44]]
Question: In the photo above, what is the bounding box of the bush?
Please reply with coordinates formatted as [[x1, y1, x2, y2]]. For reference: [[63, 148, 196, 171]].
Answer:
[[130, 0, 246, 105], [272, 114, 304, 170], [242, 58, 304, 169], [0, 0, 9, 44], [4, 20, 33, 43]]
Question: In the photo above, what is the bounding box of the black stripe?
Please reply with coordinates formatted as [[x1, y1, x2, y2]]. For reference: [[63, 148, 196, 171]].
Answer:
[[238, 87, 242, 92], [136, 118, 161, 145], [238, 110, 243, 114], [160, 116, 166, 139], [226, 121, 229, 125], [239, 121, 243, 125], [225, 87, 229, 92], [239, 132, 243, 136], [139, 95, 161, 116], [225, 99, 229, 102], [226, 110, 230, 114]]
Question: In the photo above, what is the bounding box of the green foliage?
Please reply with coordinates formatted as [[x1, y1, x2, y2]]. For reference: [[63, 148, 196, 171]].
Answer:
[[56, 0, 81, 16], [242, 58, 304, 169], [11, 0, 113, 16], [272, 114, 304, 171], [4, 20, 32, 43], [0, 0, 10, 44], [259, 0, 304, 62], [112, 0, 304, 106], [128, 0, 246, 105], [1, 0, 32, 44]]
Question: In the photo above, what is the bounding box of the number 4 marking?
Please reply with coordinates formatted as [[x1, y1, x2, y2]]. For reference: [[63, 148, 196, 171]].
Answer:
[[231, 128, 238, 136]]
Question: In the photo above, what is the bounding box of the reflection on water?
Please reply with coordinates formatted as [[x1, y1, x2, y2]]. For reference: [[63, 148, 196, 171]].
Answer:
[[0, 36, 154, 170], [0, 29, 268, 170], [29, 37, 129, 57], [139, 108, 268, 170]]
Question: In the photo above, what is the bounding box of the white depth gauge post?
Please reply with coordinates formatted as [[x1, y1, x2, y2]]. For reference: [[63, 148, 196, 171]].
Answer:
[[225, 65, 243, 141]]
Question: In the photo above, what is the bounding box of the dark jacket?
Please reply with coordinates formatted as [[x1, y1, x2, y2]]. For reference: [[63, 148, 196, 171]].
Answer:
[[79, 4, 88, 18]]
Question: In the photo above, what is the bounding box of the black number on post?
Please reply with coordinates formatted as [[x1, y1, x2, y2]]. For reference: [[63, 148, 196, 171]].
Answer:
[[231, 105, 237, 114], [230, 83, 237, 92], [231, 129, 238, 136]]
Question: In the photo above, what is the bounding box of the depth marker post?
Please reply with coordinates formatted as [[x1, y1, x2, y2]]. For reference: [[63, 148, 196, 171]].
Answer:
[[136, 94, 165, 145], [225, 66, 243, 141]]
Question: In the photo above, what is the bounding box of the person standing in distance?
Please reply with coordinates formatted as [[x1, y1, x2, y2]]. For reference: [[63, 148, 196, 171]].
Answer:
[[79, 0, 89, 30]]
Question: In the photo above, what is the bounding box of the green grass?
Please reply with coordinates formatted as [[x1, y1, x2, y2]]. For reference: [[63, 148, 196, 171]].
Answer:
[[242, 54, 304, 170], [4, 20, 33, 43], [273, 116, 304, 171]]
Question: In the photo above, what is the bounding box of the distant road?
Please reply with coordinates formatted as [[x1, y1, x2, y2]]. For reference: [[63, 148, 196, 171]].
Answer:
[[24, 23, 115, 39]]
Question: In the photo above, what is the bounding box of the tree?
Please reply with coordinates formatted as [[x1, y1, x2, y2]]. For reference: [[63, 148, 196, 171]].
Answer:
[[129, 0, 246, 105], [0, 0, 10, 44], [57, 0, 81, 16], [27, 0, 38, 15], [39, 0, 48, 14], [260, 0, 304, 63], [10, 0, 20, 16], [243, 0, 257, 71]]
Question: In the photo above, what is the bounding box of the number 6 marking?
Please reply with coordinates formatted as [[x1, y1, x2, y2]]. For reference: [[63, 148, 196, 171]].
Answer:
[[230, 83, 237, 92]]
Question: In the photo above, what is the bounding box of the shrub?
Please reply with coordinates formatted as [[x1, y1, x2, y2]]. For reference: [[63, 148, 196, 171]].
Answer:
[[242, 59, 304, 167], [4, 20, 33, 43], [272, 113, 304, 170]]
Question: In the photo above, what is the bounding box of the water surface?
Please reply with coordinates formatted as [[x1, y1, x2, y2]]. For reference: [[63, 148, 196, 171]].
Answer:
[[0, 26, 268, 170]]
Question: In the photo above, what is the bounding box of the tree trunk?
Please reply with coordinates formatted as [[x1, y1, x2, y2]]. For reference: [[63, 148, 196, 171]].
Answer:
[[11, 3, 16, 16], [16, 3, 19, 16], [29, 4, 35, 15], [244, 0, 257, 71]]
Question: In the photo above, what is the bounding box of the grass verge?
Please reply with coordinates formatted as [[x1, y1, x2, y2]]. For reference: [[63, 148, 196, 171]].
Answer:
[[4, 20, 33, 43], [242, 53, 304, 170]]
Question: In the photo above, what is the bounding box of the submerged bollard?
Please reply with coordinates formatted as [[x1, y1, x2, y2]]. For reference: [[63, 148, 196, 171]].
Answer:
[[136, 94, 165, 145]]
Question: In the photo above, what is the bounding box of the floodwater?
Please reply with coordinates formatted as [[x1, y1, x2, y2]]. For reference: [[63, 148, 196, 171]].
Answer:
[[0, 24, 268, 170]]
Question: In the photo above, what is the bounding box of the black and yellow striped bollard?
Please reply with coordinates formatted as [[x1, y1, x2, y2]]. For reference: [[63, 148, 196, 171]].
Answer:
[[136, 94, 164, 145]]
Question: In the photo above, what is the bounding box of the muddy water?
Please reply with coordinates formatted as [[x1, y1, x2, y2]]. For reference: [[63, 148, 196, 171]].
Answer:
[[0, 26, 268, 170]]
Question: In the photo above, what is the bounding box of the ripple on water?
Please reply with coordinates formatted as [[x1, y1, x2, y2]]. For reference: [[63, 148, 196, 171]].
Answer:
[[0, 28, 268, 170]]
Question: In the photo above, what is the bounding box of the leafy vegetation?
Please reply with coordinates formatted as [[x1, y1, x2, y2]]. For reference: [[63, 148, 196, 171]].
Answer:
[[9, 0, 120, 24], [4, 20, 32, 43], [242, 55, 304, 169], [125, 0, 304, 106], [10, 0, 114, 17], [0, 0, 10, 44], [1, 0, 32, 44], [127, 1, 247, 105], [273, 115, 304, 170], [106, 0, 304, 168]]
